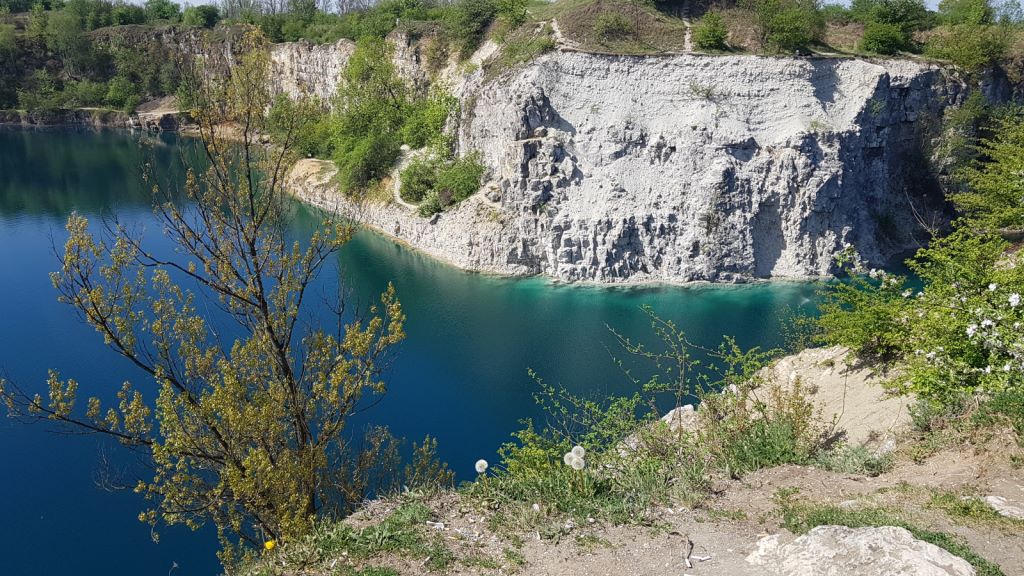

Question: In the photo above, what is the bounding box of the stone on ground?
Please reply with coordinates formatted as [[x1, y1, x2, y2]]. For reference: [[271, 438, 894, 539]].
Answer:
[[746, 525, 975, 576], [985, 495, 1024, 520]]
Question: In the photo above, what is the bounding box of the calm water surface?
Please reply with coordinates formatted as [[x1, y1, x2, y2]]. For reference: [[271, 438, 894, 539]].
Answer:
[[0, 128, 819, 575]]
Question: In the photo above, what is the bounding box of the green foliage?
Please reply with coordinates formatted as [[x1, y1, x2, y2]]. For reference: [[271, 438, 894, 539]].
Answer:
[[432, 153, 485, 204], [775, 494, 1006, 576], [399, 156, 437, 204], [105, 74, 140, 111], [939, 0, 995, 25], [697, 373, 824, 477], [869, 0, 932, 31], [974, 386, 1024, 444], [143, 0, 180, 22], [744, 0, 825, 52], [819, 229, 1023, 402], [483, 22, 555, 79], [861, 20, 909, 54], [407, 153, 486, 216], [594, 12, 634, 41], [821, 3, 854, 24], [332, 37, 408, 192], [818, 112, 1024, 404], [496, 0, 528, 28], [401, 90, 457, 150], [693, 11, 729, 51], [0, 22, 15, 55], [469, 306, 821, 533], [925, 22, 1008, 70], [442, 0, 497, 58], [958, 113, 1024, 231], [236, 497, 455, 574], [813, 443, 895, 475], [182, 4, 220, 28]]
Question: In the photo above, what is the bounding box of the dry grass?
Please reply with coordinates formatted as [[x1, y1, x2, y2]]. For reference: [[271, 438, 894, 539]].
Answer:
[[537, 0, 689, 55], [719, 8, 763, 53], [824, 22, 865, 54]]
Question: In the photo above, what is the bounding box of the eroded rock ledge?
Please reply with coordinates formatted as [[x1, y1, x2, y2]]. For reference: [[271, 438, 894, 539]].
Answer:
[[277, 47, 967, 284]]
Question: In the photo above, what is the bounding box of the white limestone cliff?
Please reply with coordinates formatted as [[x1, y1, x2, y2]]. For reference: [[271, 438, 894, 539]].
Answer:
[[274, 41, 964, 284]]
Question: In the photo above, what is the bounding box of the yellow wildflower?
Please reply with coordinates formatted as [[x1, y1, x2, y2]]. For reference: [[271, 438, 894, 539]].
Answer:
[[264, 540, 277, 552]]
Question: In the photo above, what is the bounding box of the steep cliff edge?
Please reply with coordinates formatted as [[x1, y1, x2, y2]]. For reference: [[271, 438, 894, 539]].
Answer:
[[277, 42, 964, 283]]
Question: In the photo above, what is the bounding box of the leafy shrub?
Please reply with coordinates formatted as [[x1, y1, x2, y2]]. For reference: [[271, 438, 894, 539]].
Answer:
[[744, 0, 824, 52], [693, 11, 729, 51], [143, 0, 180, 23], [442, 0, 497, 58], [399, 157, 437, 203], [814, 443, 895, 476], [182, 5, 220, 28], [925, 23, 1008, 70], [469, 306, 822, 531], [939, 0, 995, 25], [434, 153, 485, 204], [401, 91, 456, 149], [0, 23, 16, 55], [496, 0, 528, 29], [958, 113, 1024, 230], [105, 74, 140, 111], [821, 3, 854, 24], [594, 13, 634, 41], [819, 231, 1022, 403], [64, 79, 107, 106], [861, 20, 909, 53], [413, 154, 486, 216], [974, 386, 1024, 444], [698, 376, 824, 477]]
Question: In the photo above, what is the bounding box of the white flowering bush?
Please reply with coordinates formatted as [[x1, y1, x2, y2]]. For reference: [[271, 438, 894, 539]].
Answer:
[[821, 229, 1023, 402]]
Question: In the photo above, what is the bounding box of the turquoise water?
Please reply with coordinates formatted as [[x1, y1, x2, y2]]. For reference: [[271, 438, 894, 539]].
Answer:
[[0, 128, 819, 575]]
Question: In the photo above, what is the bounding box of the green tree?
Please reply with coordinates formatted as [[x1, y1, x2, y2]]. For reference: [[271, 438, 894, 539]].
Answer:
[[144, 0, 180, 22], [442, 0, 497, 58], [0, 23, 15, 55], [0, 32, 447, 562], [958, 114, 1024, 233], [693, 11, 729, 51], [182, 4, 220, 27], [744, 0, 824, 52], [26, 2, 47, 39], [860, 20, 909, 53], [332, 36, 408, 191], [938, 0, 994, 24]]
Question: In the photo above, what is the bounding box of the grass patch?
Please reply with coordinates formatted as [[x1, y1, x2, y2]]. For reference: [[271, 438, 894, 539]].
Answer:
[[928, 490, 1024, 530], [240, 498, 455, 575], [776, 491, 1006, 576], [813, 443, 894, 476], [483, 21, 556, 79], [532, 0, 688, 54]]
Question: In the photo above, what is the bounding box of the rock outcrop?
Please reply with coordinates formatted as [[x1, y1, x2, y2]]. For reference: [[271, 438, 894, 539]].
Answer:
[[275, 40, 968, 284], [747, 525, 976, 576]]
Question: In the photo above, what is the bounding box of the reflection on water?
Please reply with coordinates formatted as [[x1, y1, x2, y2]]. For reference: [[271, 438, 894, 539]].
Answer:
[[0, 127, 820, 575]]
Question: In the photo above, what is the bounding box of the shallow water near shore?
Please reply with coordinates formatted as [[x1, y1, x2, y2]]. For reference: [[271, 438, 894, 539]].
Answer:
[[0, 127, 820, 575]]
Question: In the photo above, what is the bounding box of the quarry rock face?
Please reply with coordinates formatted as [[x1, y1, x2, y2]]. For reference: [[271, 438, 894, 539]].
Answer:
[[275, 41, 964, 284]]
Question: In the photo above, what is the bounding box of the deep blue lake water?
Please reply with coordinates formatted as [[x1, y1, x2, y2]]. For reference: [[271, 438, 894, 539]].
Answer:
[[0, 128, 819, 575]]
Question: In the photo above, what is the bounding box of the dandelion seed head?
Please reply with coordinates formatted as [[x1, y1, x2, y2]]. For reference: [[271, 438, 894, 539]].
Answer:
[[571, 445, 586, 459], [475, 459, 488, 474]]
